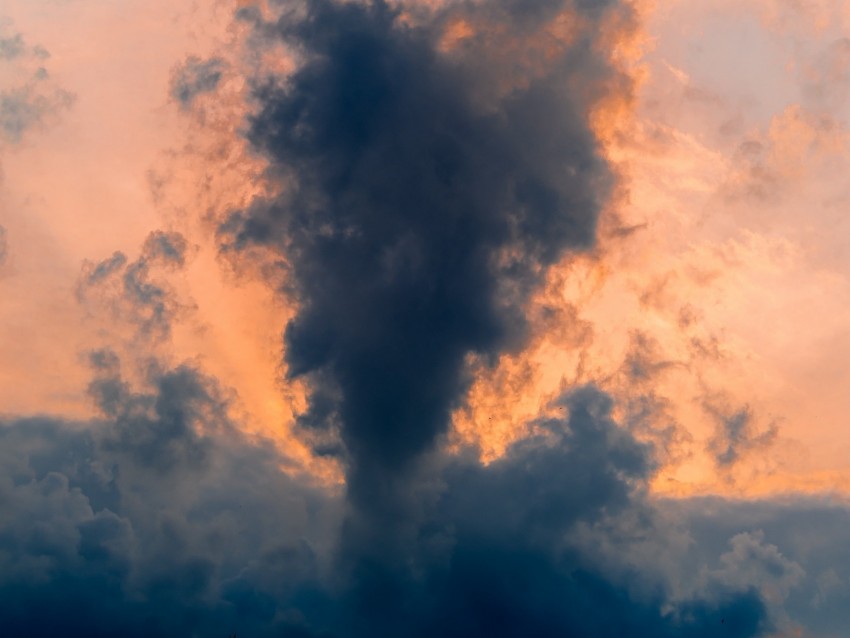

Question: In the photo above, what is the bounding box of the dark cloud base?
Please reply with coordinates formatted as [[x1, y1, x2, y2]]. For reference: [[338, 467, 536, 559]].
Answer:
[[0, 369, 771, 637]]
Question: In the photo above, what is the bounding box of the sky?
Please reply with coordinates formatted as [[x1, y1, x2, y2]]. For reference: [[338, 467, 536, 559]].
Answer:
[[2, 0, 850, 635]]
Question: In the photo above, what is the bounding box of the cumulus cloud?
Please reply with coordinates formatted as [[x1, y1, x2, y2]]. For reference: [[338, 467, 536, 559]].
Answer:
[[0, 368, 779, 637], [0, 215, 838, 636], [0, 354, 339, 637], [678, 498, 850, 636]]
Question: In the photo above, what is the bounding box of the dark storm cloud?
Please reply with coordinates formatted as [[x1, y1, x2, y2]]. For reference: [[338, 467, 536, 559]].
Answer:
[[170, 56, 226, 108], [326, 386, 768, 638], [221, 0, 618, 504], [210, 2, 780, 635], [0, 378, 777, 637], [0, 355, 340, 638]]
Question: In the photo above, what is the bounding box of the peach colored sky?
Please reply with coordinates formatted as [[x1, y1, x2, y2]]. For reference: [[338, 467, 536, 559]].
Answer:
[[3, 0, 850, 495]]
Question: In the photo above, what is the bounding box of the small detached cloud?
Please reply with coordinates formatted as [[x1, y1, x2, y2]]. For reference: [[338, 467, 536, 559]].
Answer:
[[169, 56, 226, 109], [704, 401, 778, 469], [0, 82, 74, 144], [78, 230, 193, 340], [0, 31, 25, 60], [0, 24, 73, 145]]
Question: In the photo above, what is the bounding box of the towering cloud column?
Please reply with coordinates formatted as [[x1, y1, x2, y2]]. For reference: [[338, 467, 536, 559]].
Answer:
[[223, 0, 622, 510]]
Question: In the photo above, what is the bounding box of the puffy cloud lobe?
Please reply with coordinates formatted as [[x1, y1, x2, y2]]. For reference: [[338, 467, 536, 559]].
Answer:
[[221, 0, 617, 506], [707, 531, 805, 600], [675, 498, 850, 636]]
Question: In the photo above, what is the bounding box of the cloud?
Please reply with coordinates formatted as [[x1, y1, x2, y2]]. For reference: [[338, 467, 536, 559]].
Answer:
[[801, 37, 850, 111], [2, 145, 775, 636], [0, 24, 73, 144], [706, 530, 805, 600], [322, 387, 773, 638], [0, 81, 73, 144], [78, 230, 193, 340], [0, 31, 26, 60], [0, 353, 339, 638], [170, 55, 226, 108], [705, 402, 778, 469], [4, 1, 850, 636], [0, 209, 826, 636], [220, 0, 621, 512], [0, 370, 777, 637], [677, 498, 850, 636]]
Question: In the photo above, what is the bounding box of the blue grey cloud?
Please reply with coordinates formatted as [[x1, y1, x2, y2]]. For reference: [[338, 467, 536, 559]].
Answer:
[[0, 31, 26, 60], [0, 355, 339, 637], [0, 373, 776, 637], [170, 56, 226, 108], [0, 24, 72, 144], [78, 230, 191, 339]]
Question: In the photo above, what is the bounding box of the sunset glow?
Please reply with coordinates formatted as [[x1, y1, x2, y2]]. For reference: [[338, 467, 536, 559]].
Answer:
[[3, 1, 850, 635]]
